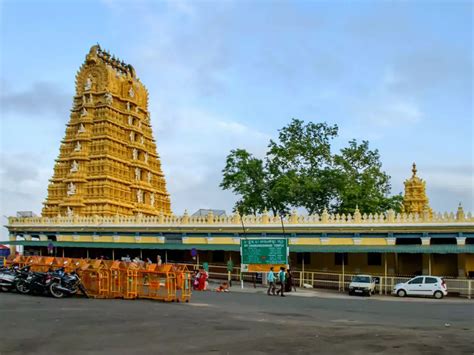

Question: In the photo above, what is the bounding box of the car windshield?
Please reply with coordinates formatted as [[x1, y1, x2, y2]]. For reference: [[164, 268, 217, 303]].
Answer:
[[352, 276, 370, 283]]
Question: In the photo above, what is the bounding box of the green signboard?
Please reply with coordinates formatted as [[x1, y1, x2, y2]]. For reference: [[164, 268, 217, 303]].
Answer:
[[241, 238, 288, 266]]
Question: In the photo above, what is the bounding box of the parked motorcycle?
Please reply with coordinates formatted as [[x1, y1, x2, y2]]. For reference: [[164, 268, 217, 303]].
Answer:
[[15, 268, 56, 296], [0, 265, 29, 292], [48, 267, 88, 298]]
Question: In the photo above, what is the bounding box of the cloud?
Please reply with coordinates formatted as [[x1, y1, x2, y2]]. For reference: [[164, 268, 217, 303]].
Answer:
[[0, 80, 71, 118], [385, 49, 472, 100], [150, 106, 271, 214], [358, 97, 422, 128]]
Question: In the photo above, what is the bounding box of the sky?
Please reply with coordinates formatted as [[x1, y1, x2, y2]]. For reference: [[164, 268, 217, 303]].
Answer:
[[0, 0, 472, 235]]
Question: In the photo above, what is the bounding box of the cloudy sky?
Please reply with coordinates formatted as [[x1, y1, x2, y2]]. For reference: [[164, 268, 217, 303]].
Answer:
[[0, 0, 472, 234]]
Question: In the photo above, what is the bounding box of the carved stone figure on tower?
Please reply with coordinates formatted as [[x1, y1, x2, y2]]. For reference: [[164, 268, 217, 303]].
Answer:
[[132, 148, 138, 160], [74, 141, 82, 152], [70, 160, 79, 173], [150, 193, 155, 206], [104, 92, 113, 104], [130, 131, 135, 141], [140, 135, 145, 145], [144, 152, 148, 163], [126, 102, 130, 111], [67, 206, 73, 217], [135, 167, 141, 181], [128, 116, 133, 125], [67, 182, 76, 196], [81, 108, 88, 117], [129, 87, 135, 98], [136, 189, 143, 203], [84, 76, 92, 91], [78, 124, 86, 133], [147, 171, 152, 183]]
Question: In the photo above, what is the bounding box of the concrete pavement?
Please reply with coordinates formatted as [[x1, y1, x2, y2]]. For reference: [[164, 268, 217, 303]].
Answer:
[[1, 288, 473, 354]]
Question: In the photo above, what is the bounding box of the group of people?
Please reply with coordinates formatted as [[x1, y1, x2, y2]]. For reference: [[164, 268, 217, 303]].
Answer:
[[266, 266, 296, 297], [192, 268, 209, 291]]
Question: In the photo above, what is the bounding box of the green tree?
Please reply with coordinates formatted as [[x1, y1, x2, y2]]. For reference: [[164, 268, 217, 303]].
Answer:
[[221, 119, 402, 216], [333, 139, 402, 214], [266, 119, 339, 214], [220, 149, 266, 215]]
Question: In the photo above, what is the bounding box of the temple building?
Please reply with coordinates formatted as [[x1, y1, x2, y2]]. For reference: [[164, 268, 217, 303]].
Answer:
[[3, 46, 474, 284], [402, 163, 432, 217], [42, 45, 171, 217]]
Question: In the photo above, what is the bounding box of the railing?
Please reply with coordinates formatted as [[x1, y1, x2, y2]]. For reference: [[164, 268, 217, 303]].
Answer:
[[7, 207, 474, 227], [180, 262, 473, 299]]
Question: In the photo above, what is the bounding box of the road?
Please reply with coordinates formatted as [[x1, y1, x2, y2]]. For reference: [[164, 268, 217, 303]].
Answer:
[[0, 291, 473, 354]]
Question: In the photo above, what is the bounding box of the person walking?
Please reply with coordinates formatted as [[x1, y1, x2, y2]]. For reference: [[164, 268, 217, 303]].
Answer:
[[267, 267, 276, 296], [276, 267, 286, 297], [285, 268, 297, 293]]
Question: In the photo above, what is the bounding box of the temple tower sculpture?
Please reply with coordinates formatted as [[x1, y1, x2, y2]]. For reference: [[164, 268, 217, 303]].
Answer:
[[401, 163, 432, 216], [42, 45, 172, 217]]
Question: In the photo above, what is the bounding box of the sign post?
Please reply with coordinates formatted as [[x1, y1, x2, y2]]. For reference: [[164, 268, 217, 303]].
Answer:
[[227, 258, 234, 287], [240, 238, 289, 275]]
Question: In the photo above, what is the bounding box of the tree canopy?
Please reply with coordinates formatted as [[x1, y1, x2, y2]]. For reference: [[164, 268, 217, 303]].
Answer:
[[220, 119, 402, 216]]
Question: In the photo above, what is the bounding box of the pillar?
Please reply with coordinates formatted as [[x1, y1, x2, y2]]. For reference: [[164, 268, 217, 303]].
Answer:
[[422, 254, 431, 275], [9, 234, 16, 255], [421, 237, 431, 246], [457, 254, 466, 278]]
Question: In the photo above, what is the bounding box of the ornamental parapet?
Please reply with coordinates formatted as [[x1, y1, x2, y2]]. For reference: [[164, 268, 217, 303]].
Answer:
[[7, 208, 474, 227]]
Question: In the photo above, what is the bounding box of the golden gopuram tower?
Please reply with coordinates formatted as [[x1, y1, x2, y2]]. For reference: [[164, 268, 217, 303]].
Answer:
[[402, 163, 432, 216], [42, 45, 171, 217]]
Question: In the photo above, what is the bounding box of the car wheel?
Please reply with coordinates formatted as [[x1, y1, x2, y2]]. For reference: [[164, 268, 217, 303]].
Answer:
[[397, 289, 406, 297], [434, 291, 444, 299]]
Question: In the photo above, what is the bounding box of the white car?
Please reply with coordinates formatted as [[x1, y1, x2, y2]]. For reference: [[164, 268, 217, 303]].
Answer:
[[348, 275, 376, 296], [393, 276, 448, 299]]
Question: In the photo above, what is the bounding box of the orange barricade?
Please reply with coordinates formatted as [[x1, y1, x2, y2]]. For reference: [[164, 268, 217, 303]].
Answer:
[[109, 260, 127, 298], [178, 271, 192, 303], [5, 255, 26, 267], [137, 264, 177, 302], [79, 260, 110, 298], [3, 255, 191, 302]]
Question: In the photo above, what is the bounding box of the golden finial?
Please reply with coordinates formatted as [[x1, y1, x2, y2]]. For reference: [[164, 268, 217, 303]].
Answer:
[[412, 162, 417, 177]]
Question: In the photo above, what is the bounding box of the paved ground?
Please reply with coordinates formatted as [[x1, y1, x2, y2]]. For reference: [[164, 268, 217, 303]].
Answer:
[[0, 289, 473, 355]]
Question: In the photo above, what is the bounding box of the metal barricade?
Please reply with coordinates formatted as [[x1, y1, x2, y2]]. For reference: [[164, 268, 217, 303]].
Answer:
[[79, 260, 110, 298]]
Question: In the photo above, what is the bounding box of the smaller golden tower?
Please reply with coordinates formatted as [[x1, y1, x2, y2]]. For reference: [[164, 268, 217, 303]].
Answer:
[[402, 163, 432, 216]]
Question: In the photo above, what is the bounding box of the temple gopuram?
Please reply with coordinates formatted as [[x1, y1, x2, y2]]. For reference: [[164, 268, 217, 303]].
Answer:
[[402, 163, 433, 218], [3, 46, 474, 283], [42, 45, 171, 217]]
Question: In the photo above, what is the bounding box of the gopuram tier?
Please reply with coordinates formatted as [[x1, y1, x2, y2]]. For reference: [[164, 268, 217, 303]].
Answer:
[[42, 45, 172, 217]]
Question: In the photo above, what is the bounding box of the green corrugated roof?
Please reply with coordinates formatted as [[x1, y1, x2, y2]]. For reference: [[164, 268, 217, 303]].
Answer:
[[2, 240, 473, 254], [289, 245, 474, 254], [3, 240, 238, 251]]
